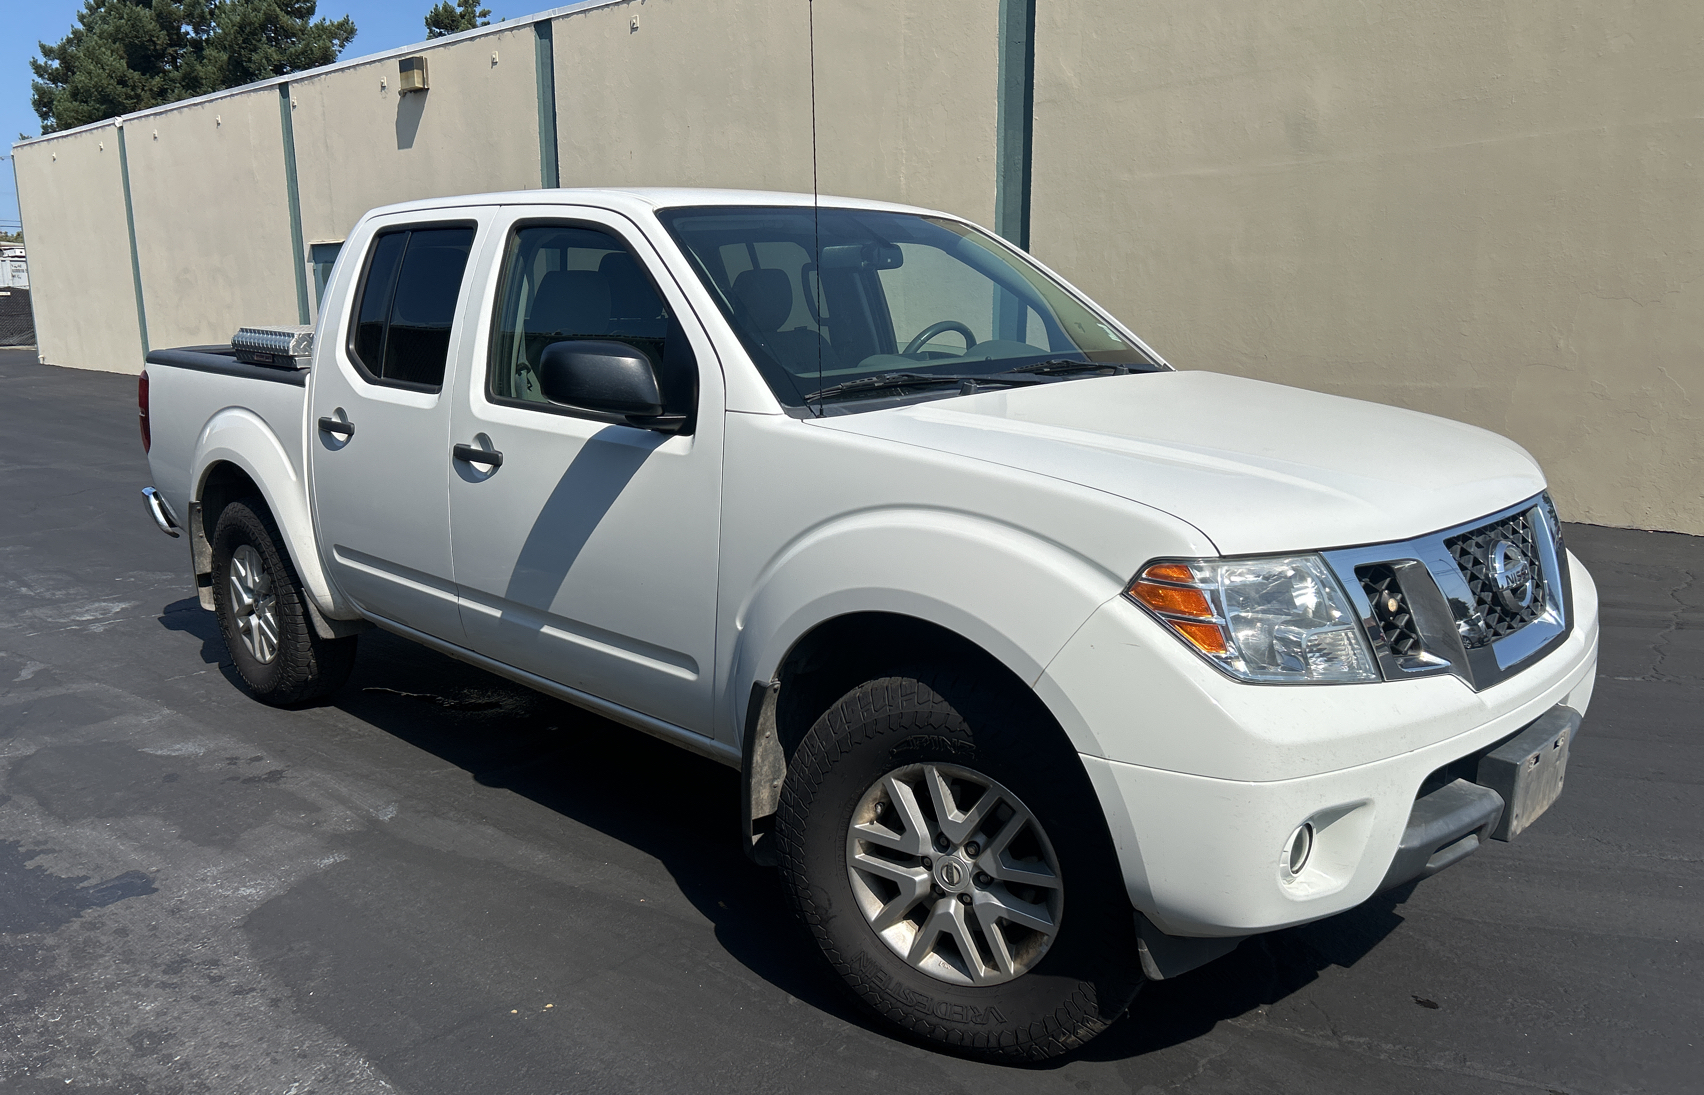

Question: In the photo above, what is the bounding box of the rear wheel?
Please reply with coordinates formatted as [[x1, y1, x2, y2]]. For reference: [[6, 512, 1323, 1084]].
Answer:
[[211, 498, 356, 705], [775, 666, 1143, 1060]]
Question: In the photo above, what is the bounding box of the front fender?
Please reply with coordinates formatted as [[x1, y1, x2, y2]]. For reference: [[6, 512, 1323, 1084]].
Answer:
[[727, 506, 1125, 751], [194, 408, 347, 617]]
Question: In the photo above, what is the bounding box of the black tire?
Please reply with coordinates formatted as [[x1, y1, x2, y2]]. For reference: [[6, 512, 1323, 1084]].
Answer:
[[211, 497, 357, 706], [775, 665, 1143, 1061]]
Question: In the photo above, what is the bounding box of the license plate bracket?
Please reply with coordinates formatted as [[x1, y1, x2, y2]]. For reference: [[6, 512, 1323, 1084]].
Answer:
[[1476, 706, 1580, 841]]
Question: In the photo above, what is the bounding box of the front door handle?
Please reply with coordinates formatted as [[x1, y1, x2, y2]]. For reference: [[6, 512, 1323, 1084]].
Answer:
[[452, 442, 504, 468], [317, 415, 355, 439]]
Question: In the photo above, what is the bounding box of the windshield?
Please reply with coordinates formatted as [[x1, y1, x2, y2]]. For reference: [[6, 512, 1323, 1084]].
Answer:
[[656, 206, 1160, 411]]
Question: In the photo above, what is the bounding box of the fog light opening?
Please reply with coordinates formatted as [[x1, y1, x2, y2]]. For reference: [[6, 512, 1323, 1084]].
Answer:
[[1283, 823, 1314, 882]]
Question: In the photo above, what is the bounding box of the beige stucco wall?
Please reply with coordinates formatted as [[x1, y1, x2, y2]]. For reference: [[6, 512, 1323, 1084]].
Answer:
[[551, 0, 815, 194], [125, 91, 300, 349], [550, 0, 998, 225], [10, 123, 142, 372], [813, 0, 1000, 225], [291, 22, 544, 246], [13, 1, 1700, 532], [1031, 0, 1704, 535]]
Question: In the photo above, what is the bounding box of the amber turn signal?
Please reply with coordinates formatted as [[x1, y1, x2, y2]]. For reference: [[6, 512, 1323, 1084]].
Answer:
[[1129, 580, 1213, 619], [1126, 562, 1232, 658]]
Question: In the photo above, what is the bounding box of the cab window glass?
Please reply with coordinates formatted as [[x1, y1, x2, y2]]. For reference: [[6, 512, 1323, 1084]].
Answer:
[[658, 206, 1154, 410], [487, 223, 695, 424], [347, 225, 474, 392]]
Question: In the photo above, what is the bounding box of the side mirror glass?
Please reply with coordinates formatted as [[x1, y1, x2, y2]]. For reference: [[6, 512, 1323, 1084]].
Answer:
[[537, 340, 681, 431]]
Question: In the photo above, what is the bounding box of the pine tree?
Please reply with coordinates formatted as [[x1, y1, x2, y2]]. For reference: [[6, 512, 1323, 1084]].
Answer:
[[29, 0, 355, 134], [424, 0, 491, 40]]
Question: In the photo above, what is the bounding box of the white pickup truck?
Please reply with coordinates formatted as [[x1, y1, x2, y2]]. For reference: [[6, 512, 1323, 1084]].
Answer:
[[140, 188, 1599, 1060]]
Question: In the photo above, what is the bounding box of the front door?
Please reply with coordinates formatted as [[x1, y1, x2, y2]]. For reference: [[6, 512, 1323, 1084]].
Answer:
[[447, 208, 725, 735], [309, 212, 489, 643]]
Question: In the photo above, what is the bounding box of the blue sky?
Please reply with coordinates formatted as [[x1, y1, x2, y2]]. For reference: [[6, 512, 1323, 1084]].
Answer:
[[2, 0, 544, 233]]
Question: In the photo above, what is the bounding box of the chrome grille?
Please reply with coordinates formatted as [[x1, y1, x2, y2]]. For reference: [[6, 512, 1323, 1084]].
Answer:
[[1357, 564, 1424, 656], [1323, 493, 1569, 693], [1445, 510, 1547, 642]]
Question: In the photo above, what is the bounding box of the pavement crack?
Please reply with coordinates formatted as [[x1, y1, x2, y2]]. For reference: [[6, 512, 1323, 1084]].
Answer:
[[1648, 567, 1696, 682]]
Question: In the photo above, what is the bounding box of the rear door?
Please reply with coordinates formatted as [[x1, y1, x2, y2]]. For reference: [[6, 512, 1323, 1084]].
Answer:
[[309, 211, 491, 642], [446, 206, 725, 735]]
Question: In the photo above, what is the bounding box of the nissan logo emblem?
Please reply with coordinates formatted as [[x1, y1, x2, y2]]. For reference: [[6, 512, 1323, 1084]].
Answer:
[[1490, 540, 1536, 610], [937, 859, 963, 888]]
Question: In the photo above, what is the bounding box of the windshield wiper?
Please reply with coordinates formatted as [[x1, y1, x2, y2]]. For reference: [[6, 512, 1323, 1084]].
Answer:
[[803, 372, 1041, 403], [994, 359, 1132, 377]]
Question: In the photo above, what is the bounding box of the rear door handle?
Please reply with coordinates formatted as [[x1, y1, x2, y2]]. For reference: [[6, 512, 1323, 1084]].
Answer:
[[452, 442, 503, 468], [317, 416, 355, 439]]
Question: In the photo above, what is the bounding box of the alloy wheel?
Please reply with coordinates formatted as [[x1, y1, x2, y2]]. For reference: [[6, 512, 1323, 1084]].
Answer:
[[845, 762, 1063, 986], [228, 543, 279, 664]]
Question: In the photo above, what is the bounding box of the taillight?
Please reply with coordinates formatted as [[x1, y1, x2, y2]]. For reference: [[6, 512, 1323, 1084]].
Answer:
[[138, 370, 151, 453]]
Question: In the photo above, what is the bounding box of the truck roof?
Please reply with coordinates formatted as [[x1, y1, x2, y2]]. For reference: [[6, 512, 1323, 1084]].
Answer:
[[359, 187, 953, 224]]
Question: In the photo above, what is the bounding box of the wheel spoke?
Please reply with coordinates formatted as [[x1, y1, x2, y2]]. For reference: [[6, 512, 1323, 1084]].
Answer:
[[850, 850, 926, 887], [851, 854, 932, 931], [253, 605, 278, 650], [850, 819, 919, 857], [977, 887, 1055, 935], [990, 858, 1060, 890], [924, 765, 1001, 847], [938, 898, 998, 984], [876, 774, 933, 856], [906, 899, 963, 967], [972, 898, 1020, 977]]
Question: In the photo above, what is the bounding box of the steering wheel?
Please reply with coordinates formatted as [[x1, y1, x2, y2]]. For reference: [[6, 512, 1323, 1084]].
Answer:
[[903, 320, 978, 356]]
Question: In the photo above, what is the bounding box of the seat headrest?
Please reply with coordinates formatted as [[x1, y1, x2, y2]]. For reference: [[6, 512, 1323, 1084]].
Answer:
[[732, 268, 793, 333], [528, 270, 611, 336], [598, 251, 661, 319]]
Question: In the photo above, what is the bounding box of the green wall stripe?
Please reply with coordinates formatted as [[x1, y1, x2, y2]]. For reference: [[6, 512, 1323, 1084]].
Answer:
[[995, 0, 1036, 250], [534, 21, 560, 189], [115, 123, 150, 355], [279, 84, 310, 324]]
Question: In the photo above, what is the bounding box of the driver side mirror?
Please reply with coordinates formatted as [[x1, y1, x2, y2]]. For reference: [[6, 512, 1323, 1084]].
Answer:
[[537, 340, 684, 432]]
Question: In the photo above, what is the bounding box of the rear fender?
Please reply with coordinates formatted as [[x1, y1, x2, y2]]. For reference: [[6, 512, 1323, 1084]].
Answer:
[[193, 407, 349, 618]]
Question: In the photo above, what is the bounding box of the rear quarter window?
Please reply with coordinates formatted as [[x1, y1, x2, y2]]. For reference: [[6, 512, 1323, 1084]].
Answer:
[[347, 224, 475, 392]]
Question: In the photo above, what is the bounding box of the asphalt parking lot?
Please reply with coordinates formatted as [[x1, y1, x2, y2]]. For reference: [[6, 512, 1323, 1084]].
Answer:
[[1, 346, 1699, 1094]]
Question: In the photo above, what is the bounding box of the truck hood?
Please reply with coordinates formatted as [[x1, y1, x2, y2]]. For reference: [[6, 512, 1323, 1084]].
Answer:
[[817, 371, 1546, 555]]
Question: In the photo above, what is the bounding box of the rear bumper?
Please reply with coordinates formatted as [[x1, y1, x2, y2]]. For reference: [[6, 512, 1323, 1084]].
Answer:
[[142, 486, 181, 537]]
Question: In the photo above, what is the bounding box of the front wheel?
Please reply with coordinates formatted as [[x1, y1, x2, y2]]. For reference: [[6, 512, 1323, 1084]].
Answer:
[[211, 497, 356, 705], [775, 667, 1143, 1060]]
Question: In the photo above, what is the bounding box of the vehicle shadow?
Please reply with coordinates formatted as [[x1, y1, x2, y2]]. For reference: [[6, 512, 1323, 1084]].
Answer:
[[157, 596, 252, 692], [1053, 888, 1412, 1065], [305, 625, 1408, 1060], [323, 627, 885, 1035]]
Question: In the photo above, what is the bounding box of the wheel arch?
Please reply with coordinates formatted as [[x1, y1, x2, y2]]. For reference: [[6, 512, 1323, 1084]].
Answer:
[[190, 408, 346, 618], [739, 609, 1095, 866], [724, 508, 1128, 865]]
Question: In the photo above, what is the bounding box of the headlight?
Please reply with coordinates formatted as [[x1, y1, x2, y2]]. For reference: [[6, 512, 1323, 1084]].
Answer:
[[1126, 555, 1379, 683]]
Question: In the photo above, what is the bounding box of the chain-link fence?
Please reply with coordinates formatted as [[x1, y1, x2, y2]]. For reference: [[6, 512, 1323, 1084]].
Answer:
[[0, 288, 35, 346]]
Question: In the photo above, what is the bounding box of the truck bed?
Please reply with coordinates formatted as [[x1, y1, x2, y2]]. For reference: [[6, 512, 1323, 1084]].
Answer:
[[144, 345, 311, 527]]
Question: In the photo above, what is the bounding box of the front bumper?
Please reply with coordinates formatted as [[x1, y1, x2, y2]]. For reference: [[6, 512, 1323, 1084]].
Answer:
[[1042, 552, 1599, 939]]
